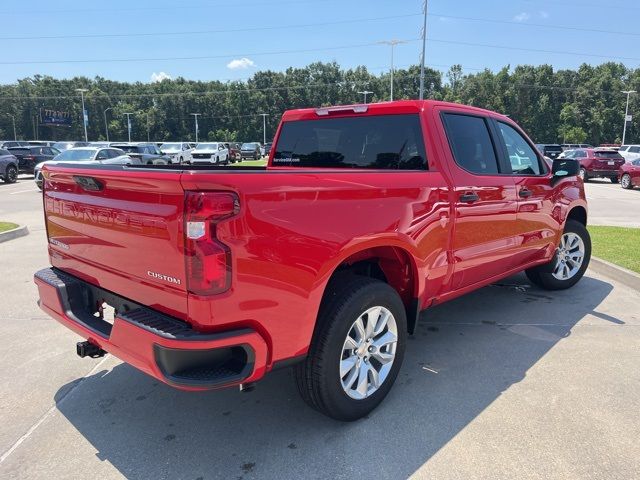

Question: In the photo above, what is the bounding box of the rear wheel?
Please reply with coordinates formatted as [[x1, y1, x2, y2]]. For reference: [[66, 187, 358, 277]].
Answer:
[[621, 173, 633, 189], [525, 219, 591, 290], [4, 165, 17, 183], [295, 275, 407, 421]]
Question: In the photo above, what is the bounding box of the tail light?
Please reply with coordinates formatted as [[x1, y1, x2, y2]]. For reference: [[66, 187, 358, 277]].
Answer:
[[184, 191, 239, 296]]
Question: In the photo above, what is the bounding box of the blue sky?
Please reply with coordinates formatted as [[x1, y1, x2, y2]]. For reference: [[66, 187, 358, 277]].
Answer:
[[0, 0, 638, 84]]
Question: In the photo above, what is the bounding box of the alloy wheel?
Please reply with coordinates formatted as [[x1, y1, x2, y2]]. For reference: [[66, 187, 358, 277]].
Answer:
[[552, 232, 585, 281], [340, 306, 398, 400], [621, 174, 631, 189]]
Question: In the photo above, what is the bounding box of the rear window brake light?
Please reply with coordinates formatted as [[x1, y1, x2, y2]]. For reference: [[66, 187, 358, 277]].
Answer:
[[316, 105, 368, 116]]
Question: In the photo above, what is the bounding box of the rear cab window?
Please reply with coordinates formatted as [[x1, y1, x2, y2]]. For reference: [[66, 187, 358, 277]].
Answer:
[[273, 114, 427, 170]]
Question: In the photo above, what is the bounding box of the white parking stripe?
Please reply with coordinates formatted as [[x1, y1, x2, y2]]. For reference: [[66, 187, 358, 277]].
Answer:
[[8, 188, 38, 195]]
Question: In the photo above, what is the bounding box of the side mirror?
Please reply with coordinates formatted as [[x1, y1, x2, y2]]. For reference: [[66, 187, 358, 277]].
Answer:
[[551, 158, 579, 185]]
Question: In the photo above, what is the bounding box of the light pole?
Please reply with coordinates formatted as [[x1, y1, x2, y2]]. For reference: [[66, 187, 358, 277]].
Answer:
[[8, 114, 16, 140], [146, 111, 150, 142], [103, 107, 112, 142], [378, 40, 407, 101], [357, 90, 374, 104], [419, 0, 428, 100], [622, 90, 636, 145], [75, 88, 89, 142], [259, 113, 269, 145], [190, 113, 201, 143], [123, 112, 134, 142]]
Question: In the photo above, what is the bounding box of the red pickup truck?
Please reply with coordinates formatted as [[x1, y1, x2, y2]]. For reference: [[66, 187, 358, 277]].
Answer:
[[35, 100, 590, 421]]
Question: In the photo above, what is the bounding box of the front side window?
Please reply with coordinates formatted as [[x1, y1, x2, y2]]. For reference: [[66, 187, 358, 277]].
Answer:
[[273, 114, 427, 169], [496, 122, 543, 175], [442, 113, 498, 174]]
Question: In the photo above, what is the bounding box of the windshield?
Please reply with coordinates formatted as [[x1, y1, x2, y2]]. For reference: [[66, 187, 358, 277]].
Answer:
[[114, 145, 139, 153], [54, 149, 96, 161], [242, 143, 258, 149], [544, 145, 563, 152], [194, 143, 218, 150], [160, 143, 181, 150], [273, 114, 427, 169]]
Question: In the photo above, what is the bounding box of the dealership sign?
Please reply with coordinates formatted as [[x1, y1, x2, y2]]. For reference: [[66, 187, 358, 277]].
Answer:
[[40, 108, 72, 127]]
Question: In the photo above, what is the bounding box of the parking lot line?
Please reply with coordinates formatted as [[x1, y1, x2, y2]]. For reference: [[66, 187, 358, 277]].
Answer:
[[8, 188, 38, 195]]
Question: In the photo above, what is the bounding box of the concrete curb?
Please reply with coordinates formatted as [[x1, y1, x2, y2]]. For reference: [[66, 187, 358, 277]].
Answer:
[[589, 256, 640, 291], [0, 225, 29, 244]]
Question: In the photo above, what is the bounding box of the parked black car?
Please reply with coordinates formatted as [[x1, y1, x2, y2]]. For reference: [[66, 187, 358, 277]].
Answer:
[[110, 143, 170, 165], [264, 142, 273, 155], [535, 143, 563, 160], [240, 142, 262, 160], [7, 146, 60, 174], [0, 149, 19, 183]]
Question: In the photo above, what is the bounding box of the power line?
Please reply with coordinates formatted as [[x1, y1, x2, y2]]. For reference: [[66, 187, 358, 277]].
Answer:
[[0, 39, 420, 65], [0, 13, 422, 41]]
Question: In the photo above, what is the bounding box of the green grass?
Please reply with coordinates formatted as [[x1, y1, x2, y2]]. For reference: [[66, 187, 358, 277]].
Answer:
[[230, 158, 268, 167], [588, 226, 640, 274], [0, 222, 19, 233]]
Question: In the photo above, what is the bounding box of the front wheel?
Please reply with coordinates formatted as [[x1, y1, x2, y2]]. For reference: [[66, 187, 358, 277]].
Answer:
[[621, 173, 633, 189], [294, 275, 407, 421], [525, 219, 591, 290], [4, 165, 17, 183]]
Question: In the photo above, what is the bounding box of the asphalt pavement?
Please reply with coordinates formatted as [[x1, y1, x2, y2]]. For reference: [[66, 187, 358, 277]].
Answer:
[[0, 176, 638, 479]]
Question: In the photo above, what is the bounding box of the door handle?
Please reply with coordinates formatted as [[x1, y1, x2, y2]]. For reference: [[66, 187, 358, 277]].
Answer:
[[459, 191, 479, 203], [519, 188, 533, 198]]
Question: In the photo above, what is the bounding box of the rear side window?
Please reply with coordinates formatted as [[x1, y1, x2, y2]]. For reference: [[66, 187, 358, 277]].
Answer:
[[273, 114, 427, 169], [442, 113, 499, 174], [496, 122, 543, 175]]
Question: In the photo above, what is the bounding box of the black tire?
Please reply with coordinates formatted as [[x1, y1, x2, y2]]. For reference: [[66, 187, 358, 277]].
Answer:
[[610, 176, 619, 184], [525, 219, 591, 290], [579, 168, 589, 182], [621, 173, 633, 189], [294, 275, 407, 421], [4, 165, 17, 183]]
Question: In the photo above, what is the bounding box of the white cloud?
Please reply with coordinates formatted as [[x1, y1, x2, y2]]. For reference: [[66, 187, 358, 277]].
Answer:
[[539, 10, 549, 19], [226, 57, 256, 70], [513, 12, 531, 22], [150, 71, 172, 82]]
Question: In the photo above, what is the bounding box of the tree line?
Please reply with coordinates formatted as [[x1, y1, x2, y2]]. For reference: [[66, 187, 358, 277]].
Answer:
[[0, 61, 638, 145]]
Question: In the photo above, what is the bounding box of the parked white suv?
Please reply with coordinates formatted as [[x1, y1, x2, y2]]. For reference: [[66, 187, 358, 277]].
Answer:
[[159, 142, 193, 164], [618, 145, 640, 163], [190, 142, 229, 164]]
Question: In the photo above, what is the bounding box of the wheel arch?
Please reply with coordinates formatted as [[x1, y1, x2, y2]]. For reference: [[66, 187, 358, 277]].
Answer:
[[318, 243, 422, 335]]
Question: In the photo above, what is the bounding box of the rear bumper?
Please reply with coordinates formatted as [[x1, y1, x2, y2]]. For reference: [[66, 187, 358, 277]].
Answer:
[[34, 267, 268, 390], [587, 169, 618, 177]]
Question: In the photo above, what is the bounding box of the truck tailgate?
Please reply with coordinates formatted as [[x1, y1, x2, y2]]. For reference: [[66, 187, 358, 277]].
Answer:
[[43, 166, 188, 320]]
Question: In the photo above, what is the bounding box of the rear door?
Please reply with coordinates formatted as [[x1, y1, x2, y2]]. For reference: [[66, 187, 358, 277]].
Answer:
[[43, 166, 189, 319], [492, 119, 557, 266], [437, 108, 519, 290]]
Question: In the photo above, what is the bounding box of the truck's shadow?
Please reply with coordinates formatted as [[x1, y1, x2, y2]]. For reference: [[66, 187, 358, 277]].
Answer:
[[54, 273, 617, 479]]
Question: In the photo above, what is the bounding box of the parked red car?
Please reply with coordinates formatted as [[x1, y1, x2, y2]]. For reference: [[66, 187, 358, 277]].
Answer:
[[35, 100, 589, 421], [570, 148, 625, 182], [619, 159, 640, 189]]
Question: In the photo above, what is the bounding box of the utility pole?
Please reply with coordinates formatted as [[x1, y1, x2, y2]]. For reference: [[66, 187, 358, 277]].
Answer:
[[259, 113, 269, 145], [190, 113, 201, 143], [76, 88, 89, 142], [622, 90, 636, 145], [124, 112, 134, 142], [378, 40, 407, 101], [419, 0, 428, 100], [103, 107, 112, 142], [146, 111, 150, 142], [357, 90, 374, 104]]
